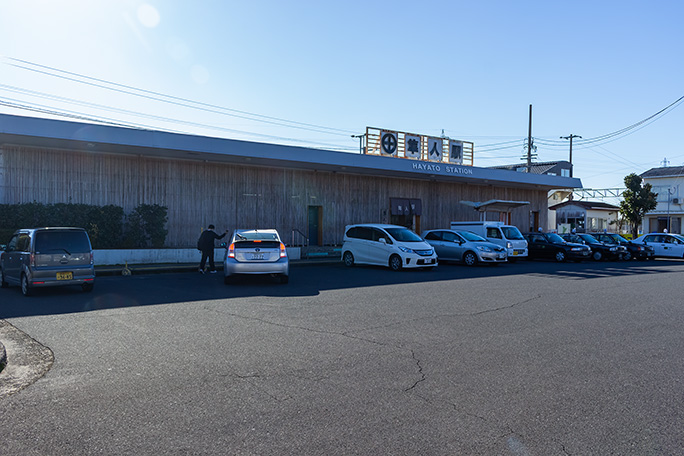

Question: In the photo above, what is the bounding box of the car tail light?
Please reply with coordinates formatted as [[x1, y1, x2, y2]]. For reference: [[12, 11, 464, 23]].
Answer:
[[280, 242, 287, 258], [90, 252, 94, 265], [228, 243, 235, 258], [30, 253, 35, 267]]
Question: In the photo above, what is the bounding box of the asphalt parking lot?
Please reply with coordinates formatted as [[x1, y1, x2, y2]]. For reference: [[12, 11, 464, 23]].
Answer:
[[1, 259, 684, 455]]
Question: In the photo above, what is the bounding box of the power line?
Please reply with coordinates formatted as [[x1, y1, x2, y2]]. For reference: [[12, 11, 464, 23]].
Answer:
[[0, 98, 357, 152], [4, 57, 357, 137]]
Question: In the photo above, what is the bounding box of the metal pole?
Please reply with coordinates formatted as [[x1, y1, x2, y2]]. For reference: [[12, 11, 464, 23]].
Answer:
[[667, 188, 672, 232], [527, 105, 532, 173]]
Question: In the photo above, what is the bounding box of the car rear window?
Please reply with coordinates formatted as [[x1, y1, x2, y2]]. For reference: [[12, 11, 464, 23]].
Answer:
[[234, 240, 280, 248], [35, 230, 91, 254]]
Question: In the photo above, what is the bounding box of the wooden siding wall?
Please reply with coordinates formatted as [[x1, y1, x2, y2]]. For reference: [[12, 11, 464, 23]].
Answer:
[[1, 145, 549, 247]]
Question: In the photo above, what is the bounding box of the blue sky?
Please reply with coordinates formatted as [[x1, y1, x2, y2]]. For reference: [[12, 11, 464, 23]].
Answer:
[[1, 0, 683, 191]]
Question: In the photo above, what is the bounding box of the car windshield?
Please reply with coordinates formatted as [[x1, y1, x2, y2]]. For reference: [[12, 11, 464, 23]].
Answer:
[[547, 233, 566, 243], [385, 227, 422, 242], [501, 226, 524, 240], [580, 234, 599, 243], [458, 231, 487, 242], [673, 234, 684, 243]]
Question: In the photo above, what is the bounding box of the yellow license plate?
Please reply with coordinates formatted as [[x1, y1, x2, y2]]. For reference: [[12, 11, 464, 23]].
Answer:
[[56, 272, 73, 280]]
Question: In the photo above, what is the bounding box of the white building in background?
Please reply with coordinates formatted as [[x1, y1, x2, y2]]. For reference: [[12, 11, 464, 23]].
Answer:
[[549, 200, 621, 233], [641, 166, 684, 234]]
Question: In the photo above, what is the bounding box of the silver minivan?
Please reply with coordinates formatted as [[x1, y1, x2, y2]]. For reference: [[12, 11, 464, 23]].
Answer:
[[1, 227, 95, 296]]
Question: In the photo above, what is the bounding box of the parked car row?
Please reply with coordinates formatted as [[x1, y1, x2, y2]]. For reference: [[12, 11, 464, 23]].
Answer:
[[1, 225, 678, 296], [339, 223, 668, 271]]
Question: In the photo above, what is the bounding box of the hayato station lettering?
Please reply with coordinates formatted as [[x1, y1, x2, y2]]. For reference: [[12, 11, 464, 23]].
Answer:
[[412, 162, 474, 175]]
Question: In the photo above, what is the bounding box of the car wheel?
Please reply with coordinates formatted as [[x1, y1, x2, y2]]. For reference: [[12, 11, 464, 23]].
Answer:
[[21, 274, 31, 297], [343, 251, 354, 267], [463, 251, 478, 266], [555, 250, 566, 262], [82, 283, 94, 292], [622, 251, 632, 261], [280, 274, 289, 284], [389, 254, 402, 271], [592, 251, 603, 261]]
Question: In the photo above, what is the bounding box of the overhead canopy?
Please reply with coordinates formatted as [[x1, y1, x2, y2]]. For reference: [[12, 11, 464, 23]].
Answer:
[[460, 200, 530, 213]]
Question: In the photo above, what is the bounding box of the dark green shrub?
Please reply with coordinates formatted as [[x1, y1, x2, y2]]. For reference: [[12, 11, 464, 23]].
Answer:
[[0, 202, 129, 249], [124, 204, 168, 248]]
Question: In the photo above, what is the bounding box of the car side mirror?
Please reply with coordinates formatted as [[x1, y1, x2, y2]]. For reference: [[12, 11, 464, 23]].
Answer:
[[379, 238, 387, 244]]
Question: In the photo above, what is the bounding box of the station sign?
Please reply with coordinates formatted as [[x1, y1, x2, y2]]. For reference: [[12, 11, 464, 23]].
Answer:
[[364, 127, 473, 166]]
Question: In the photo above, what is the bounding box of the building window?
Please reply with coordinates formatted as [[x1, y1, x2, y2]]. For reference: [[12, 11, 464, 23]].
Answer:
[[561, 169, 570, 177]]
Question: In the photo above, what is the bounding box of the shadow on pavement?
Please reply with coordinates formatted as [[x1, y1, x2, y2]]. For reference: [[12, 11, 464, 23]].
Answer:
[[1, 259, 683, 319]]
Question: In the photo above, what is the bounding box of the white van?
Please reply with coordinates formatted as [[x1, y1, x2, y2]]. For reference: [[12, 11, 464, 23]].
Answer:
[[450, 221, 528, 261], [341, 224, 438, 271]]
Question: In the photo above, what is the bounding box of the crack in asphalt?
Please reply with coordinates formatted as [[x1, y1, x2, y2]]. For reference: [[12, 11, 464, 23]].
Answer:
[[207, 294, 541, 396], [404, 350, 426, 392]]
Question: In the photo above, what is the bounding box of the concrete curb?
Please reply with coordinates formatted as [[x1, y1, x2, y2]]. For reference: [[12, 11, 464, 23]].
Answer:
[[95, 258, 342, 276], [0, 320, 54, 400]]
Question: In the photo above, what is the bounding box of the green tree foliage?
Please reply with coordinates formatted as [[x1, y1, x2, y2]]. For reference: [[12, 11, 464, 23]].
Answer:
[[619, 173, 657, 238]]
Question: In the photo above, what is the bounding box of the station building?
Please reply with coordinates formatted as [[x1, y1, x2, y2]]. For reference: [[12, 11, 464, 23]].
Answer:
[[0, 114, 582, 248]]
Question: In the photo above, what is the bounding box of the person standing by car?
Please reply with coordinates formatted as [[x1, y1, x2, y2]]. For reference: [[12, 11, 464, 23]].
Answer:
[[197, 225, 227, 273]]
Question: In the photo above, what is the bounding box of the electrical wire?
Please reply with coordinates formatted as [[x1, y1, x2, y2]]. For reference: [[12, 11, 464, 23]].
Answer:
[[4, 57, 357, 137], [0, 97, 357, 152], [2, 57, 683, 160]]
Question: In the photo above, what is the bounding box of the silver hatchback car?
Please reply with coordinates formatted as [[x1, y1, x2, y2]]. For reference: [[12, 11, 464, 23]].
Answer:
[[1, 227, 95, 296], [223, 229, 289, 284], [422, 229, 508, 266]]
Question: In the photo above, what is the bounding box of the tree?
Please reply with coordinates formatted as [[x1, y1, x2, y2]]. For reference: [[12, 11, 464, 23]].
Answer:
[[619, 173, 657, 238]]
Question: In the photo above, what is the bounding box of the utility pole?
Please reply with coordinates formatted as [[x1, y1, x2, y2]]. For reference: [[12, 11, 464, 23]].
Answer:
[[527, 105, 533, 173], [560, 134, 581, 177]]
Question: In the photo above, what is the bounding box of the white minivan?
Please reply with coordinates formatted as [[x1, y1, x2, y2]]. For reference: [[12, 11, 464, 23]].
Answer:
[[450, 221, 528, 261], [341, 224, 438, 271]]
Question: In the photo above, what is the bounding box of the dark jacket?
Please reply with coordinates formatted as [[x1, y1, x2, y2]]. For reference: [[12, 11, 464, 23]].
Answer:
[[197, 229, 226, 251]]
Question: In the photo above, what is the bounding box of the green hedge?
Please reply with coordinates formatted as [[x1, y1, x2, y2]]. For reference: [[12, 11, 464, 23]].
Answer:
[[0, 202, 168, 249]]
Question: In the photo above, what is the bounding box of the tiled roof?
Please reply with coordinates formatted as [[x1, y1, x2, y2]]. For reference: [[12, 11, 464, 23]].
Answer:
[[641, 166, 684, 178], [489, 161, 569, 175], [549, 200, 620, 211]]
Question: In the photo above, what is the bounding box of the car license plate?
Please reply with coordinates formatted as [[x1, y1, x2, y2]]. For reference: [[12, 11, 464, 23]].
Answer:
[[251, 253, 264, 260], [512, 251, 518, 255], [56, 271, 73, 280]]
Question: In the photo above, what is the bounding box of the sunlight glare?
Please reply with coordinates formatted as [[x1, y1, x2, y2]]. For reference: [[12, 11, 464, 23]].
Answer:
[[137, 3, 160, 28]]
